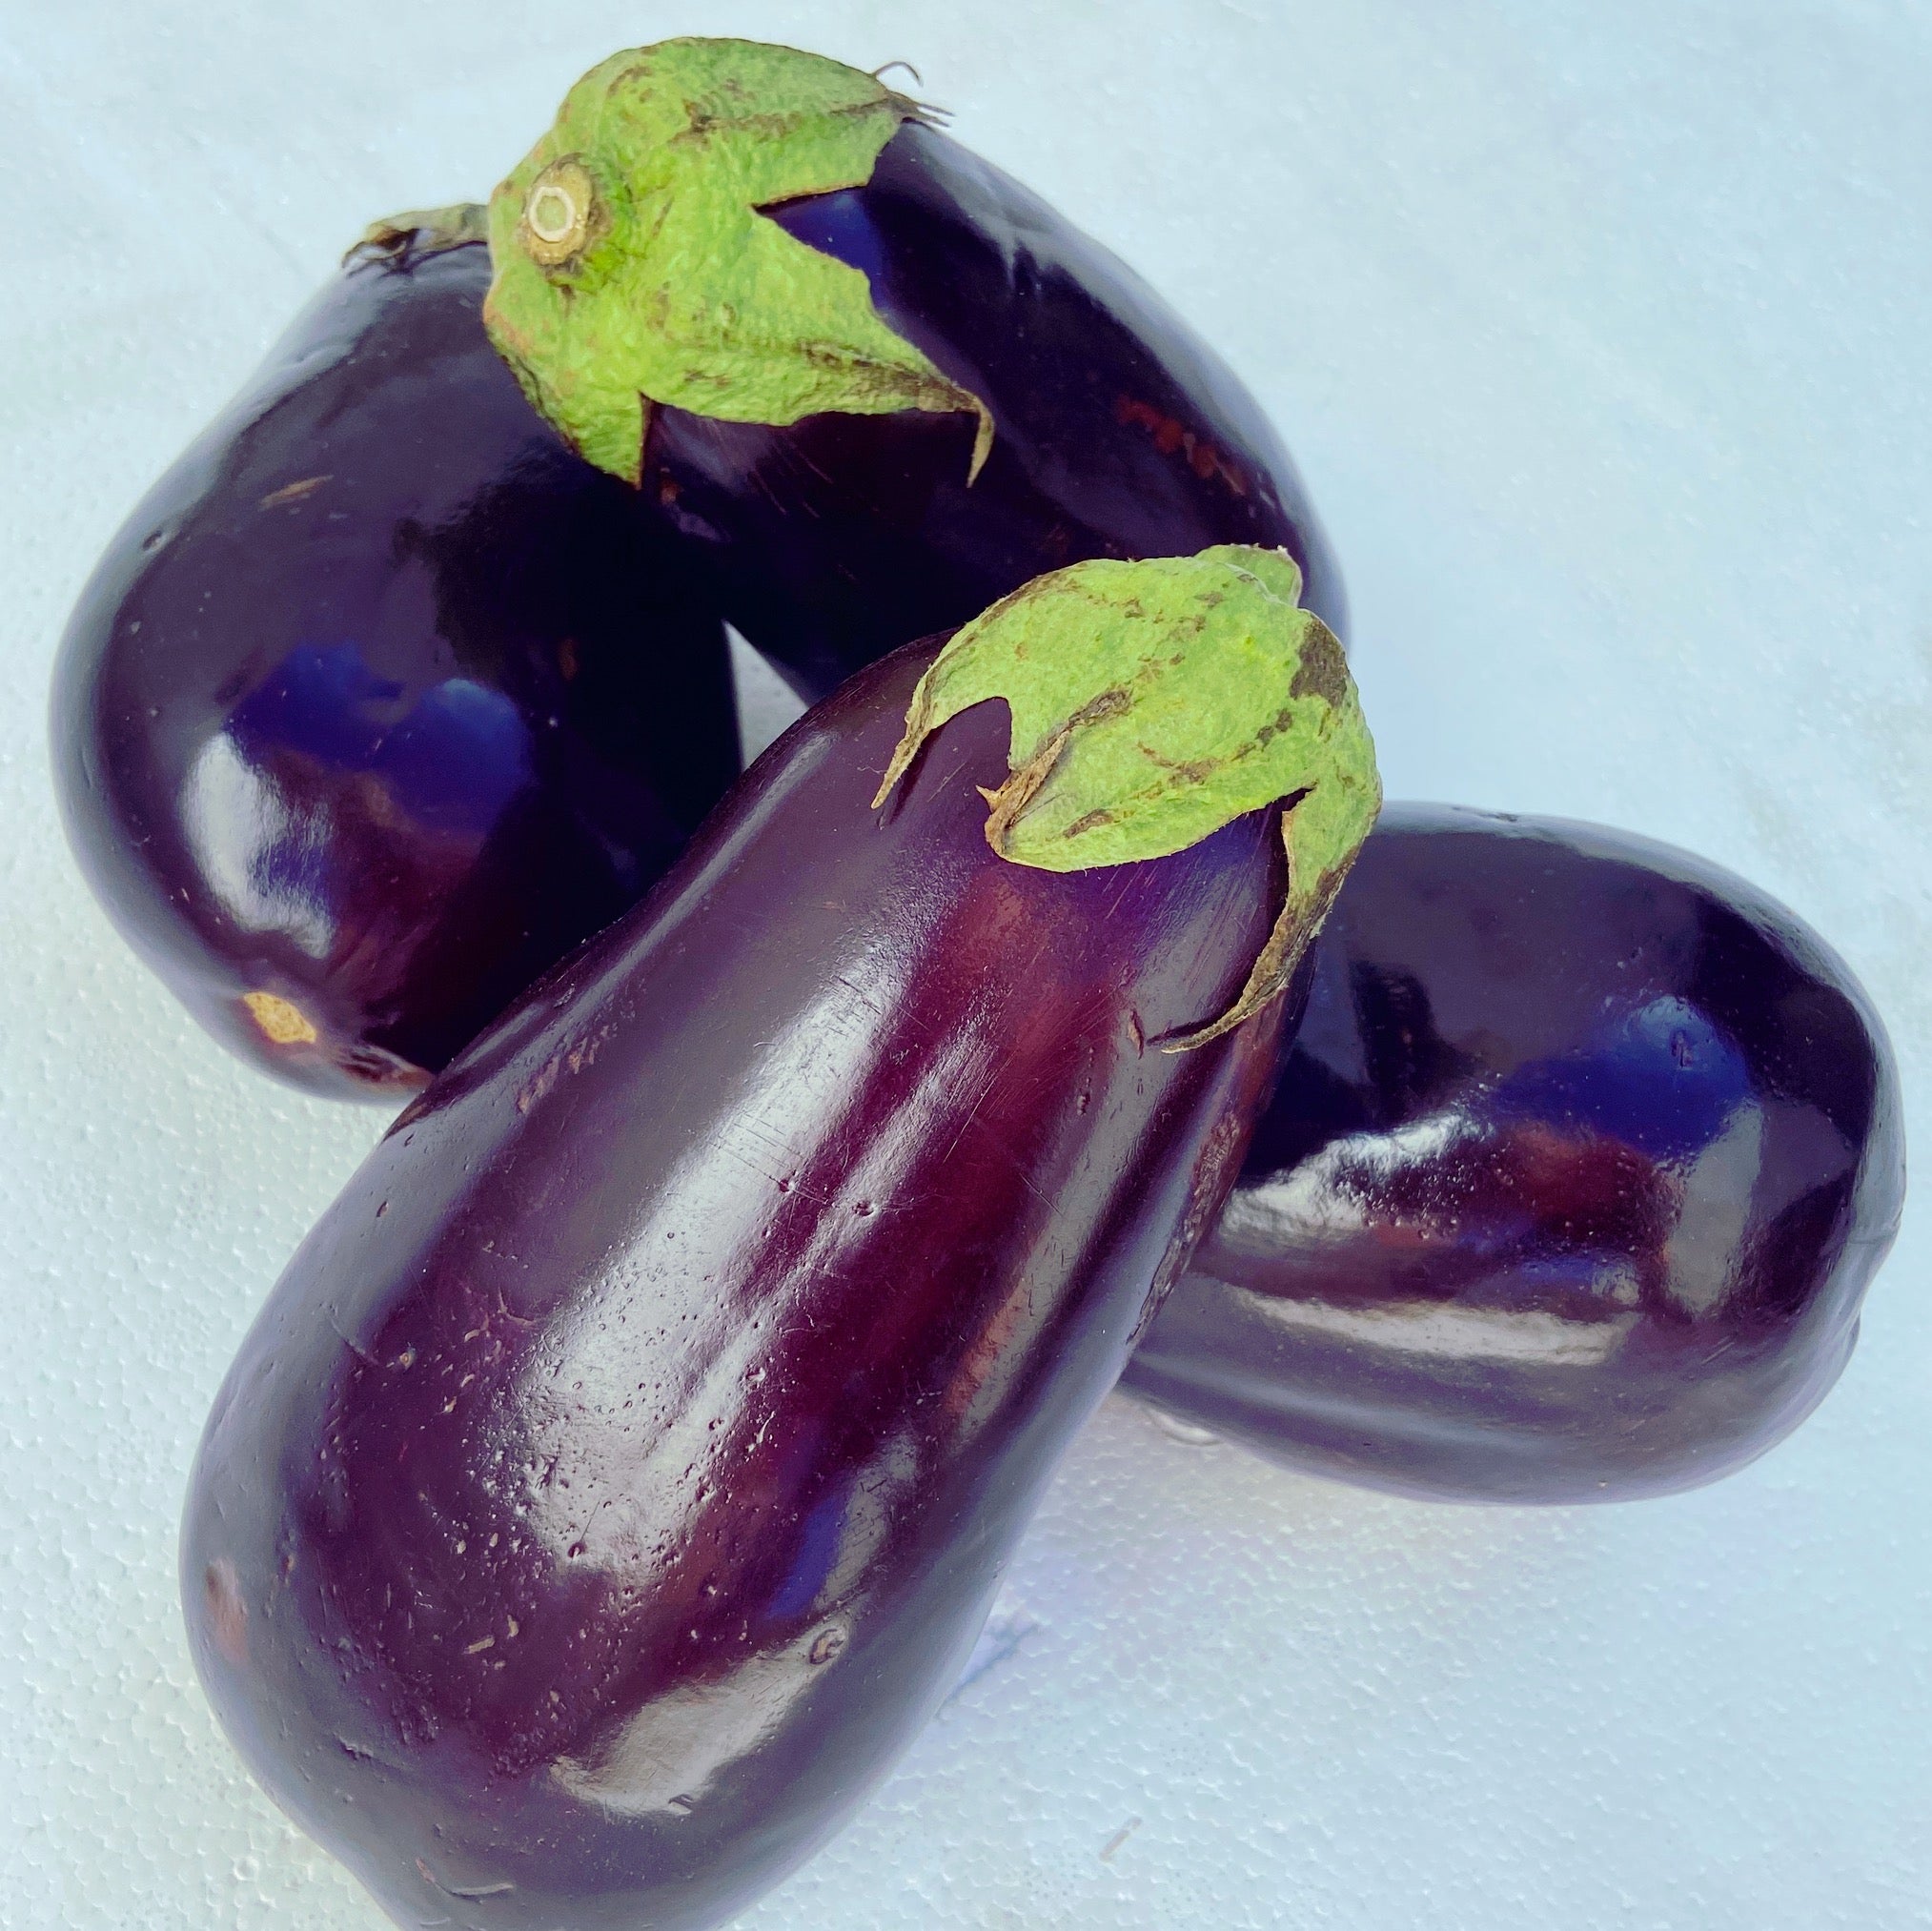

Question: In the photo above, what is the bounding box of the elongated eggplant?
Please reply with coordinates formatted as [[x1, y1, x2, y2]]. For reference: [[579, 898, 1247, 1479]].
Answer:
[[482, 38, 1346, 701], [51, 224, 739, 1099], [1122, 804, 1905, 1503], [181, 553, 1376, 1927]]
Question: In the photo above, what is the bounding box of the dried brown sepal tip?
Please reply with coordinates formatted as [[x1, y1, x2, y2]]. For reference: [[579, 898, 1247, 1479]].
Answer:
[[1158, 808, 1344, 1052], [345, 203, 491, 270]]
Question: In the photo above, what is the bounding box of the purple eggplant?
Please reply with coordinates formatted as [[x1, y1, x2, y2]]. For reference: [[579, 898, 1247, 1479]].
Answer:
[[1122, 804, 1905, 1503], [51, 222, 739, 1099], [482, 38, 1346, 701], [180, 548, 1376, 1927]]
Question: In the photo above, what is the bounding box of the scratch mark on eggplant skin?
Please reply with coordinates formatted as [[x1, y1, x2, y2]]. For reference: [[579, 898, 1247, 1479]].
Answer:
[[258, 473, 332, 508], [1014, 1167, 1053, 1209], [939, 1070, 1000, 1166], [834, 973, 888, 1017], [327, 1311, 378, 1368], [416, 1855, 515, 1900], [746, 462, 788, 515]]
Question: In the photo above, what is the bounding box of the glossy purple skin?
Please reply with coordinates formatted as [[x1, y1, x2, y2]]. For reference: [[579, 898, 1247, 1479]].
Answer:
[[647, 120, 1346, 698], [51, 239, 739, 1099], [1122, 804, 1905, 1503], [181, 640, 1286, 1930]]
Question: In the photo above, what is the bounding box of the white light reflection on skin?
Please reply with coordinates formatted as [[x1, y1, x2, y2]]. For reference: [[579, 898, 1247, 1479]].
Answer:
[[1211, 1106, 1673, 1367], [518, 966, 976, 1814], [511, 955, 985, 1579], [1661, 1105, 1764, 1318], [179, 734, 336, 959], [1243, 1291, 1642, 1369], [1218, 1112, 1471, 1251], [552, 1613, 855, 1817]]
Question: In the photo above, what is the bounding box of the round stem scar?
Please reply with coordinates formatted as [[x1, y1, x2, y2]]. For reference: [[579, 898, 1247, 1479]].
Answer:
[[519, 158, 598, 268]]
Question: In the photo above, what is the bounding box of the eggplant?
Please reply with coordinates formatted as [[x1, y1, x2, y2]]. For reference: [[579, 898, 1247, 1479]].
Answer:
[[181, 552, 1376, 1926], [482, 37, 1346, 701], [1122, 804, 1905, 1503], [51, 222, 740, 1099]]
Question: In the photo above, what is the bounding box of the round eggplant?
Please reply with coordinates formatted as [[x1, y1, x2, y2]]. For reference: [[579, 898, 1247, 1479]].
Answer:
[[51, 227, 740, 1099], [180, 619, 1321, 1927], [1122, 804, 1905, 1503], [483, 39, 1347, 701]]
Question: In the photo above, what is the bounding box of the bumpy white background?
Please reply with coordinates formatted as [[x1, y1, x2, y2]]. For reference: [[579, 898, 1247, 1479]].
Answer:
[[4, 3, 1928, 1926]]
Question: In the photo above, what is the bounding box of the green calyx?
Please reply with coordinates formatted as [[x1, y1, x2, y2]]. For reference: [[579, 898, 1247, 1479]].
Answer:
[[481, 38, 993, 485], [871, 547, 1382, 1050]]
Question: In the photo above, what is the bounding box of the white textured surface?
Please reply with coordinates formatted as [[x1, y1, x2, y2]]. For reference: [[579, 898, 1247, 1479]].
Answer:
[[3, 4, 1927, 1926]]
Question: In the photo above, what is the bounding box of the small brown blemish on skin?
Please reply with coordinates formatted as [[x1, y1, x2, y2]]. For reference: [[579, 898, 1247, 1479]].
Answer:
[[1127, 1010, 1146, 1055], [204, 1558, 249, 1667], [242, 990, 318, 1046], [516, 1053, 562, 1113], [1112, 395, 1249, 498], [565, 1025, 614, 1076], [259, 475, 331, 510], [808, 1625, 847, 1665]]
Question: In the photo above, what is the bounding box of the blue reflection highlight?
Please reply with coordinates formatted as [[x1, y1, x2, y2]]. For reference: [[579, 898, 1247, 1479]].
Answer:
[[1493, 996, 1750, 1162], [228, 643, 532, 837]]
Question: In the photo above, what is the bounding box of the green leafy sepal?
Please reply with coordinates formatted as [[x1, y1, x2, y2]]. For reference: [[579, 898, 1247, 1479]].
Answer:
[[872, 546, 1382, 1049], [482, 38, 992, 484]]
